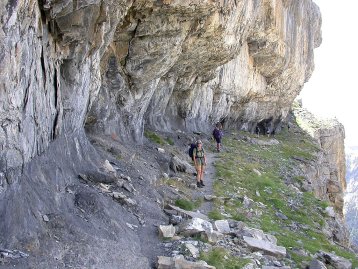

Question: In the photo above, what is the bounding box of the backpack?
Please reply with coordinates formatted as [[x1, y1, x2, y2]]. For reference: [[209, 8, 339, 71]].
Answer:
[[213, 128, 222, 139], [188, 143, 197, 160]]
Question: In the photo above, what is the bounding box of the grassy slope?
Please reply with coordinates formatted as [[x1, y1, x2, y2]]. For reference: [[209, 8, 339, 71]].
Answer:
[[144, 125, 357, 268], [210, 127, 358, 268]]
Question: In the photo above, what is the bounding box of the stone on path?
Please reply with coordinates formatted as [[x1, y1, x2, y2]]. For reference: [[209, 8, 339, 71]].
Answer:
[[253, 169, 262, 176], [243, 236, 286, 257], [204, 195, 217, 201]]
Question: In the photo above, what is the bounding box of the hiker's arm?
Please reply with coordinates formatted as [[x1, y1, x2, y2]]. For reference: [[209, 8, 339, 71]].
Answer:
[[193, 151, 197, 166]]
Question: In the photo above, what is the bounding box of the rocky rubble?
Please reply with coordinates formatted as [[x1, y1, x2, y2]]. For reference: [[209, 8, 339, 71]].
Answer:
[[158, 206, 290, 268], [157, 203, 355, 269]]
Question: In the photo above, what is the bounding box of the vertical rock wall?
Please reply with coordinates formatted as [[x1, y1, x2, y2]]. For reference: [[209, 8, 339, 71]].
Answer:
[[86, 0, 322, 139], [0, 0, 322, 175], [293, 106, 350, 246]]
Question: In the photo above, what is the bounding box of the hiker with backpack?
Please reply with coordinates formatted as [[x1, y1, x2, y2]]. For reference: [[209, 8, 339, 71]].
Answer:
[[212, 122, 223, 152], [191, 140, 206, 188]]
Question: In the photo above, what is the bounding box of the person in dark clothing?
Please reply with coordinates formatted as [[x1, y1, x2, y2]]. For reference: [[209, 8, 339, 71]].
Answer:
[[255, 126, 261, 137], [212, 122, 223, 152]]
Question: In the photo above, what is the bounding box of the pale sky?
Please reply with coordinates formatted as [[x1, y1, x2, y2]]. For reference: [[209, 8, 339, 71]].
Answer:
[[300, 0, 358, 147]]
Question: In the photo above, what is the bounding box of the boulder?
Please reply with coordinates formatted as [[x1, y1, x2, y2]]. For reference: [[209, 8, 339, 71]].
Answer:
[[213, 220, 231, 234], [243, 236, 286, 257], [325, 207, 336, 218], [319, 251, 352, 269], [185, 243, 200, 258], [103, 160, 116, 174], [178, 218, 213, 236], [309, 259, 327, 269], [170, 156, 195, 174], [169, 215, 183, 225], [112, 192, 137, 207], [204, 195, 217, 201], [159, 225, 176, 238], [203, 230, 224, 243], [123, 182, 136, 193], [275, 212, 288, 220], [157, 148, 165, 153], [167, 205, 209, 221], [241, 227, 277, 244], [157, 256, 173, 269]]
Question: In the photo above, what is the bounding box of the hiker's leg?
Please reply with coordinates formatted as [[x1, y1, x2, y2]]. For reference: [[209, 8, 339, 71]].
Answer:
[[201, 164, 205, 181], [196, 166, 202, 182]]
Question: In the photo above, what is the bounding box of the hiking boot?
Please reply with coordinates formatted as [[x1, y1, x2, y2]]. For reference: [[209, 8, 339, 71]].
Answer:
[[197, 182, 203, 188], [200, 180, 205, 187]]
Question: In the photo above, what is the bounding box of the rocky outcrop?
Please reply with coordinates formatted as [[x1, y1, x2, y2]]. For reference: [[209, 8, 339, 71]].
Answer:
[[0, 0, 322, 268], [293, 105, 350, 246], [0, 0, 322, 176], [293, 106, 346, 216]]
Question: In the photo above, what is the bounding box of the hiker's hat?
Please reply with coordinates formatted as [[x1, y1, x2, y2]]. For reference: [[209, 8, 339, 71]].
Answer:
[[197, 140, 202, 145]]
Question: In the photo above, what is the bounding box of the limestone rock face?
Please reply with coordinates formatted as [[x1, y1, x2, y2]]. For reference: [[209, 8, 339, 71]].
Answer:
[[0, 0, 321, 173], [0, 0, 322, 267], [293, 106, 350, 246], [294, 107, 346, 216]]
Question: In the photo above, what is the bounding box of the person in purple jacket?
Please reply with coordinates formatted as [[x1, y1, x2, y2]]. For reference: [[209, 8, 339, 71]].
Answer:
[[212, 122, 223, 152]]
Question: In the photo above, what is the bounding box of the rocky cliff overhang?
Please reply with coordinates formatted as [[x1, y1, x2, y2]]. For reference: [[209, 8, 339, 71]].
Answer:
[[0, 0, 322, 267], [0, 0, 321, 175]]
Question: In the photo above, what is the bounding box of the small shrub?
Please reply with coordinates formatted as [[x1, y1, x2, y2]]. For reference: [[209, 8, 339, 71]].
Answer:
[[166, 137, 174, 145], [144, 130, 164, 145], [208, 210, 224, 220]]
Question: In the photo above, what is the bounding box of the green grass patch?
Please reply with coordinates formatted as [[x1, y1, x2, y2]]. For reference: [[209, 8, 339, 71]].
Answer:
[[208, 127, 358, 267], [165, 137, 175, 145], [144, 130, 165, 145], [175, 198, 201, 211], [208, 210, 224, 220], [200, 248, 250, 269]]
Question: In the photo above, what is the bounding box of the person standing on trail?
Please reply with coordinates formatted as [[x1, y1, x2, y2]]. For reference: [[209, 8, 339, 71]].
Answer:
[[212, 122, 223, 152], [193, 140, 206, 188]]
